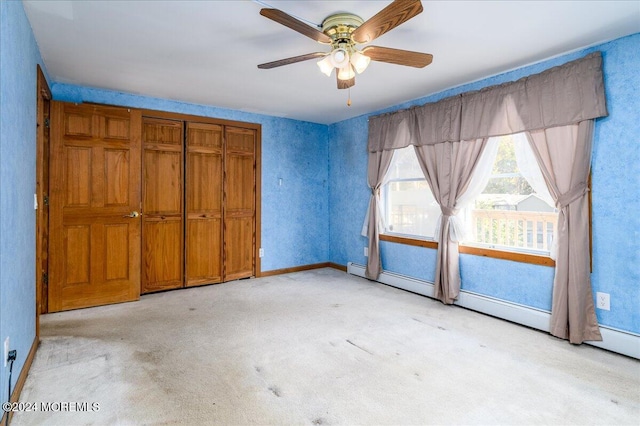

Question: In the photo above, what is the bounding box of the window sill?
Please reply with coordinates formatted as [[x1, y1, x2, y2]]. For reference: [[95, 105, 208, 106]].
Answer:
[[459, 245, 555, 267], [379, 234, 555, 267], [380, 234, 438, 249]]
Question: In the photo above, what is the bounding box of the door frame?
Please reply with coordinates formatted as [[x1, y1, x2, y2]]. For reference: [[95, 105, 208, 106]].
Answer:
[[35, 65, 51, 331]]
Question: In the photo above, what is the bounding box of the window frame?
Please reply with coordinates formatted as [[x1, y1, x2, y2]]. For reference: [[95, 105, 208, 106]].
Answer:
[[380, 147, 439, 242], [381, 175, 440, 242], [456, 135, 558, 260], [378, 138, 566, 267]]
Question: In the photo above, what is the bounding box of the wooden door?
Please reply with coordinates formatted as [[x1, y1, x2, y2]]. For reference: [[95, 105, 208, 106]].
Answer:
[[141, 118, 184, 293], [224, 127, 256, 281], [49, 102, 141, 312], [185, 122, 224, 286]]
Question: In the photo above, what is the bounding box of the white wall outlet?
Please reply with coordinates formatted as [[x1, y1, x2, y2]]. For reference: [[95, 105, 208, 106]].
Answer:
[[364, 247, 368, 257], [596, 292, 610, 311], [259, 248, 264, 258], [4, 337, 9, 367]]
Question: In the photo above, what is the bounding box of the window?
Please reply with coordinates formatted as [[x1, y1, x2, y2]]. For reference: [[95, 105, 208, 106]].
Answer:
[[381, 146, 439, 240], [459, 133, 558, 255], [380, 136, 559, 262]]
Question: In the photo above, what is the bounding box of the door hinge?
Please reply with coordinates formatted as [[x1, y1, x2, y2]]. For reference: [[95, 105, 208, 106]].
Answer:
[[43, 195, 49, 206], [42, 273, 48, 285], [44, 118, 50, 128]]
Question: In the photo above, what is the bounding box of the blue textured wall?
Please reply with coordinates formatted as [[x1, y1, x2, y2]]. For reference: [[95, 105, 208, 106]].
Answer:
[[327, 119, 369, 268], [329, 33, 640, 334], [590, 34, 640, 332], [51, 84, 330, 272], [0, 0, 47, 406]]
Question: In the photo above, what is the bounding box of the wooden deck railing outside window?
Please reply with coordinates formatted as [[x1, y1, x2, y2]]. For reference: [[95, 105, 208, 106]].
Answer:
[[469, 209, 557, 252]]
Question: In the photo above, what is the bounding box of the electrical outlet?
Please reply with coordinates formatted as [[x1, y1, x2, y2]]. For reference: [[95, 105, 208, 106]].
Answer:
[[4, 337, 9, 367], [596, 292, 610, 311], [259, 248, 264, 258], [364, 247, 368, 257]]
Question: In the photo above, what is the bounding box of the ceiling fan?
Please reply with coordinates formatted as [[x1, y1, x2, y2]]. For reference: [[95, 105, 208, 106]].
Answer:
[[257, 0, 433, 91]]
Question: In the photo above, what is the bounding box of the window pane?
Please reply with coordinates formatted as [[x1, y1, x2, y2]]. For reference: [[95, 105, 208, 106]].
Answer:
[[385, 146, 424, 180], [382, 147, 439, 239], [460, 134, 558, 254]]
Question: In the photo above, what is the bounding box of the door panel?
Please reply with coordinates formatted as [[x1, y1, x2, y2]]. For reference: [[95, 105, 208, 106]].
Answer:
[[105, 224, 130, 280], [141, 118, 183, 293], [226, 154, 254, 210], [143, 150, 182, 213], [65, 147, 92, 206], [224, 127, 256, 281], [65, 225, 90, 284], [142, 219, 182, 289], [224, 217, 254, 281], [186, 218, 222, 284], [187, 152, 222, 211], [49, 102, 141, 312], [188, 123, 223, 148], [103, 115, 130, 140], [64, 110, 92, 137], [186, 123, 223, 286], [104, 149, 130, 206]]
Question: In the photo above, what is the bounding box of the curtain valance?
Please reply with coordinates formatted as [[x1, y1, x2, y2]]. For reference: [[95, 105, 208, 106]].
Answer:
[[368, 52, 608, 152]]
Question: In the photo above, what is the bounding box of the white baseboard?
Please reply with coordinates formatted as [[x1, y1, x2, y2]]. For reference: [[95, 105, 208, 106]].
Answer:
[[347, 262, 639, 359]]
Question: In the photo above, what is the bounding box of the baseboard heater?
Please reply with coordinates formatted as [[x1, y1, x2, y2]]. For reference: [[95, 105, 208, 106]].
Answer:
[[347, 262, 639, 359]]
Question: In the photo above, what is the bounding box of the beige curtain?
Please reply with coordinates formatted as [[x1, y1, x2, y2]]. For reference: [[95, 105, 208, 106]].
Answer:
[[527, 122, 602, 343], [367, 52, 607, 152], [414, 139, 488, 303], [364, 150, 394, 280], [364, 52, 608, 342]]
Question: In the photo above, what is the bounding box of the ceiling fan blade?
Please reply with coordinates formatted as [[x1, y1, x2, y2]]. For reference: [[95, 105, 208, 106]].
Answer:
[[258, 52, 326, 69], [352, 0, 423, 44], [362, 46, 433, 68], [260, 9, 332, 44], [337, 74, 355, 90]]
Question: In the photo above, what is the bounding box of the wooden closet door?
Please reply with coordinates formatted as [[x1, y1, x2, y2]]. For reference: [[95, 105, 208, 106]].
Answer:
[[141, 118, 184, 293], [49, 102, 141, 312], [224, 127, 256, 281], [185, 123, 224, 286]]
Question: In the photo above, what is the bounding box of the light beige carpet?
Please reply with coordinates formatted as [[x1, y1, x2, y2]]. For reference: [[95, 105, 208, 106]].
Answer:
[[12, 268, 640, 425]]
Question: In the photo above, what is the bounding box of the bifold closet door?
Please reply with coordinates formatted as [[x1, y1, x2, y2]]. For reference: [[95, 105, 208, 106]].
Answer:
[[224, 127, 256, 281], [141, 118, 184, 293], [185, 123, 224, 286], [49, 102, 141, 311]]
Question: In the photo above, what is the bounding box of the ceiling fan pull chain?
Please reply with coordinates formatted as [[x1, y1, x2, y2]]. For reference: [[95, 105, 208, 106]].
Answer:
[[347, 87, 352, 107]]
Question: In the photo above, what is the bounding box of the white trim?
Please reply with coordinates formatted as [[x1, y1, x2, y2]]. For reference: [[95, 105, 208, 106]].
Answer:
[[347, 262, 639, 359]]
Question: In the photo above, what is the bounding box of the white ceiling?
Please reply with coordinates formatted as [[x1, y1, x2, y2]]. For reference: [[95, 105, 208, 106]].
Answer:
[[23, 0, 640, 125]]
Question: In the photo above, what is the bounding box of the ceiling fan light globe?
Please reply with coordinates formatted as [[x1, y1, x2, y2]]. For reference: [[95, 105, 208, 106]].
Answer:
[[317, 56, 334, 77], [330, 48, 350, 69], [337, 65, 355, 81], [350, 51, 371, 74]]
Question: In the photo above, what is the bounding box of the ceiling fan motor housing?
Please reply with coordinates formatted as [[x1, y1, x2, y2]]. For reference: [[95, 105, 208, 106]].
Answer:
[[322, 13, 364, 50]]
